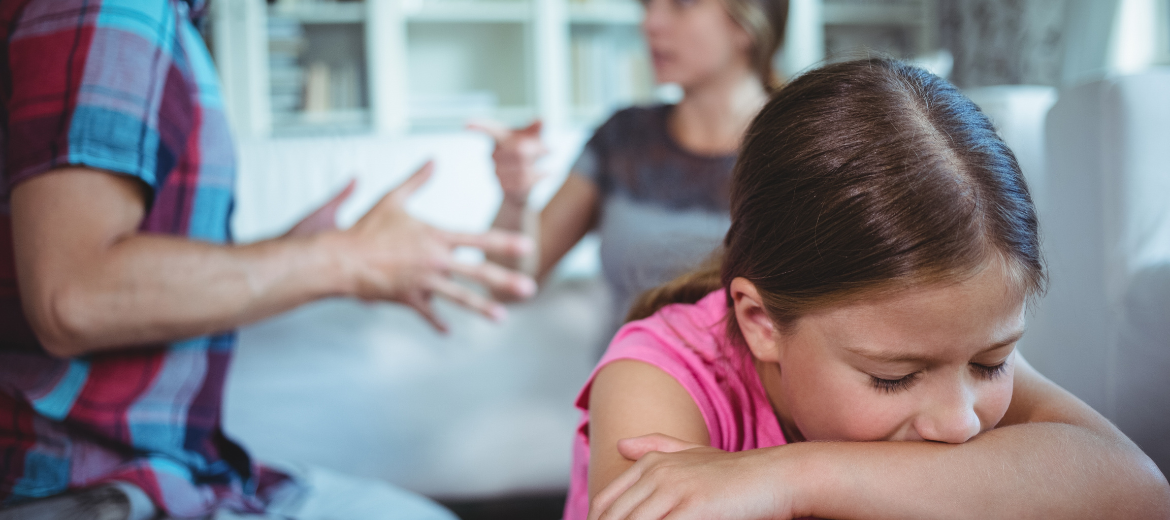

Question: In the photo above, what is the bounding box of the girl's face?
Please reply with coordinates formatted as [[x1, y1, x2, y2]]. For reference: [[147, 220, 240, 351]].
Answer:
[[733, 263, 1025, 443], [641, 0, 755, 89]]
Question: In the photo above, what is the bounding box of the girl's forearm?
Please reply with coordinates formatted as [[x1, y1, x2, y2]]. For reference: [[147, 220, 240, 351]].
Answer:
[[789, 423, 1170, 520]]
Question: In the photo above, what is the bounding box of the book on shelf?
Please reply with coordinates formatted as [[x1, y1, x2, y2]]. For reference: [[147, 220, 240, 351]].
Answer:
[[571, 27, 653, 117]]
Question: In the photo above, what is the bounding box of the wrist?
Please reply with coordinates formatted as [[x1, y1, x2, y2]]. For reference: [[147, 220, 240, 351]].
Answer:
[[305, 230, 361, 299], [501, 190, 531, 208], [780, 442, 834, 518]]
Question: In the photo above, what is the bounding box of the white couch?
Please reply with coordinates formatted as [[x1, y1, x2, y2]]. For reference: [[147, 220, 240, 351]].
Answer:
[[967, 75, 1170, 476], [1024, 69, 1170, 475]]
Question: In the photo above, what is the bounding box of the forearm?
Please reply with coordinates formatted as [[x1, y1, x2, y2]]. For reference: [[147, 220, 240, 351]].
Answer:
[[488, 196, 539, 276], [30, 231, 350, 355], [792, 423, 1170, 519]]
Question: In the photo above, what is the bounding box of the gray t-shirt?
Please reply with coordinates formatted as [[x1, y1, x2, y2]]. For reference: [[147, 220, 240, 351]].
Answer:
[[571, 105, 735, 323]]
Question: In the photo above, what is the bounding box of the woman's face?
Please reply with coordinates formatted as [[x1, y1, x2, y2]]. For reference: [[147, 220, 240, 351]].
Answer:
[[641, 0, 754, 88], [734, 263, 1025, 443]]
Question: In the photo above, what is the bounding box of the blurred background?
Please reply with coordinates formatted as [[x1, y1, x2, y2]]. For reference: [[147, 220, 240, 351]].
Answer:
[[203, 0, 1170, 517]]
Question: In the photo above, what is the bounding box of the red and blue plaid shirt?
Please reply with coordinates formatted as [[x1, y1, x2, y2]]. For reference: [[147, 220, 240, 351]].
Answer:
[[0, 0, 290, 516]]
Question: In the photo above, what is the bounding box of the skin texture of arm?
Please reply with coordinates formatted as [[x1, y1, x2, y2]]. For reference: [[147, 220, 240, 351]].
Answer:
[[12, 166, 536, 357], [788, 355, 1170, 519], [587, 359, 711, 499], [587, 354, 1170, 519], [490, 172, 600, 285], [474, 121, 601, 286]]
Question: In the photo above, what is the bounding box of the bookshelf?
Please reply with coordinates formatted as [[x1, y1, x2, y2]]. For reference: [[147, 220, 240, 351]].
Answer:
[[822, 0, 936, 61], [210, 0, 937, 138]]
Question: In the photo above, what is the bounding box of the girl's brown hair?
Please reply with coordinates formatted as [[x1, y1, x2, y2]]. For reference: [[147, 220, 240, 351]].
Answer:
[[723, 0, 789, 91], [628, 58, 1046, 344]]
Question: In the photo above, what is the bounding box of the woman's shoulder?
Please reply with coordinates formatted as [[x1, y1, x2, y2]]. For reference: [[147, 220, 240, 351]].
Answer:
[[592, 104, 670, 142]]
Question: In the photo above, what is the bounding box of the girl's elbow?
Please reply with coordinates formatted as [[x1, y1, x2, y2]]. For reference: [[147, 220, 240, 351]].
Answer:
[[1133, 456, 1170, 517]]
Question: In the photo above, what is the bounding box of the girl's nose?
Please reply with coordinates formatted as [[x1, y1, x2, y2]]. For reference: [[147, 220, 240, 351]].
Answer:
[[914, 386, 983, 444]]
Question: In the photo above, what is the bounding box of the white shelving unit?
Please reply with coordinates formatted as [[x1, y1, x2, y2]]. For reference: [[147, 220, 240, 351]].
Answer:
[[210, 0, 936, 139], [822, 0, 936, 61]]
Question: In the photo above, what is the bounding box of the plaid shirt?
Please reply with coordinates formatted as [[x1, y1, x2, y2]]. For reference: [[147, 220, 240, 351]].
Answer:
[[0, 0, 289, 516]]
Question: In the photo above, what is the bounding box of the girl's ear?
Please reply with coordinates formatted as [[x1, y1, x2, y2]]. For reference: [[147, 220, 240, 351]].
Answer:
[[729, 277, 782, 363]]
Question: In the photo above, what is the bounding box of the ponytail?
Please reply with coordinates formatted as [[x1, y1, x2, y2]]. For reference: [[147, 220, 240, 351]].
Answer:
[[625, 252, 725, 323]]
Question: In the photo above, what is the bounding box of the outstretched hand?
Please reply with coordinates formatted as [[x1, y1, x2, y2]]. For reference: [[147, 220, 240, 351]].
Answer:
[[589, 433, 800, 520], [285, 179, 357, 237], [468, 119, 548, 205], [330, 161, 537, 332]]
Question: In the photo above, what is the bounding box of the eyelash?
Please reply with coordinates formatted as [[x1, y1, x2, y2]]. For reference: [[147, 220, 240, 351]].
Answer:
[[971, 361, 1009, 380], [870, 373, 917, 394], [869, 361, 1009, 394]]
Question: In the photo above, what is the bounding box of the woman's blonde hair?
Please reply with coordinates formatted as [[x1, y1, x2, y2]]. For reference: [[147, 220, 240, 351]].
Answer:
[[724, 0, 789, 91]]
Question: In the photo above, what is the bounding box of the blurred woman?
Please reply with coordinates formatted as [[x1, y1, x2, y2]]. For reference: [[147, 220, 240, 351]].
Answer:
[[477, 0, 788, 324]]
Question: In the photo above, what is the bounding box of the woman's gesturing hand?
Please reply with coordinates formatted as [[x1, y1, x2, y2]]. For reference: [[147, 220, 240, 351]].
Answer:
[[589, 434, 800, 520], [469, 119, 548, 205], [332, 161, 537, 332]]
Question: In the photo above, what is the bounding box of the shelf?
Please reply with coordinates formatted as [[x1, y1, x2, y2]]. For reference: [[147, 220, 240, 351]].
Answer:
[[272, 108, 372, 136], [267, 2, 366, 24], [823, 3, 925, 26], [219, 0, 938, 139], [568, 2, 643, 25], [409, 104, 537, 131], [405, 1, 531, 23]]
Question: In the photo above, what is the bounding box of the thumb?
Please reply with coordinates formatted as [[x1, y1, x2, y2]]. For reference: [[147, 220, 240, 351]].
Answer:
[[323, 178, 357, 211], [387, 160, 435, 205], [467, 120, 511, 143], [616, 433, 706, 461], [283, 178, 357, 237], [520, 119, 542, 137]]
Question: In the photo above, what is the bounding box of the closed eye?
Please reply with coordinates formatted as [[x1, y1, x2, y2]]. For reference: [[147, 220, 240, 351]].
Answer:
[[870, 372, 918, 394], [970, 361, 1008, 380]]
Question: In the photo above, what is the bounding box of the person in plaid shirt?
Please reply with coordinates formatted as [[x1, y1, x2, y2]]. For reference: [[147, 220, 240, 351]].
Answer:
[[0, 0, 536, 518]]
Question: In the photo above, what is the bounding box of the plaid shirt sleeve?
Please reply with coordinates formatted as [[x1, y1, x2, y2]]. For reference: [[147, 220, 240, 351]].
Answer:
[[5, 0, 195, 195], [0, 1, 293, 517]]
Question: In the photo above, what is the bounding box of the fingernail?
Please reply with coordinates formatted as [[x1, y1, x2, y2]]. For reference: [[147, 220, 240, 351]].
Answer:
[[490, 305, 508, 322], [516, 278, 537, 297], [516, 237, 535, 255]]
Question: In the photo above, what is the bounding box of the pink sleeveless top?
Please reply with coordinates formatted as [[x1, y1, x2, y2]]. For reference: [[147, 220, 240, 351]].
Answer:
[[564, 290, 788, 520]]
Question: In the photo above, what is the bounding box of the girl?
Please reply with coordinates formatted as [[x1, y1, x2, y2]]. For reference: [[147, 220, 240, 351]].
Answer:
[[476, 0, 788, 324], [568, 58, 1170, 519]]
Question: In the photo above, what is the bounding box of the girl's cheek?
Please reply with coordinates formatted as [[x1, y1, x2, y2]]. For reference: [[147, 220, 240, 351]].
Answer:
[[981, 370, 1017, 429], [849, 398, 918, 441], [819, 384, 913, 442]]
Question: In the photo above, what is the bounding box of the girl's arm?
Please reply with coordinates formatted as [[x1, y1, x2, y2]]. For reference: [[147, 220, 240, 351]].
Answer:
[[587, 360, 712, 499], [475, 122, 601, 288], [589, 354, 1170, 520], [792, 354, 1169, 519]]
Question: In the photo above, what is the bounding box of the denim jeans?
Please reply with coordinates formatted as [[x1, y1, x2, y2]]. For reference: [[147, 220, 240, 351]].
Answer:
[[0, 464, 456, 520]]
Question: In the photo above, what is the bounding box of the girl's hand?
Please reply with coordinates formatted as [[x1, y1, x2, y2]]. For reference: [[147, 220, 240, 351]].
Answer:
[[469, 119, 548, 205], [589, 434, 800, 520]]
